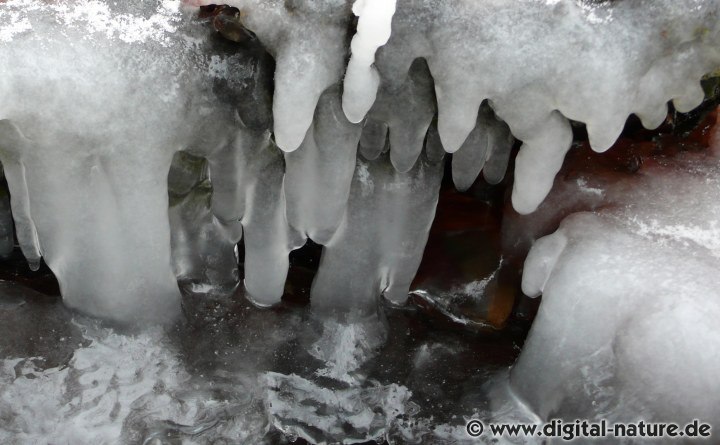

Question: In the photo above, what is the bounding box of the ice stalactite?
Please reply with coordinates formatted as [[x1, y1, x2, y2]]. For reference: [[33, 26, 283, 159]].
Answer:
[[284, 86, 362, 245], [311, 149, 444, 313], [364, 58, 437, 173], [451, 103, 514, 192], [237, 135, 305, 307], [511, 111, 574, 214], [341, 0, 397, 123], [2, 0, 720, 323], [204, 122, 306, 307]]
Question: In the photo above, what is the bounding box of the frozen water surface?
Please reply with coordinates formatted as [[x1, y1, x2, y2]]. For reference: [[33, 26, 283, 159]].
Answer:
[[0, 280, 530, 444]]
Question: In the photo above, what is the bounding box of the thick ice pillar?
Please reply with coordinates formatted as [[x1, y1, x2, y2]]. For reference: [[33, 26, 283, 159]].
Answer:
[[0, 124, 181, 323]]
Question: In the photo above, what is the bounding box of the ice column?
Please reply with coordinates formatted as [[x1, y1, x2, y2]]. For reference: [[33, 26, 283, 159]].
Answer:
[[0, 1, 245, 323]]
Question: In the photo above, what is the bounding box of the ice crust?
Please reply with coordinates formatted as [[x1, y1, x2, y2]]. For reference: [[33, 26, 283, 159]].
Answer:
[[1, 0, 719, 324], [511, 156, 720, 425]]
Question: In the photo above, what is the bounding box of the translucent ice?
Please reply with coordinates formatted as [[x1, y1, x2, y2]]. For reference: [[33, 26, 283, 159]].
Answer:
[[284, 86, 362, 245], [208, 129, 305, 307], [311, 149, 444, 313], [168, 151, 239, 286], [0, 1, 243, 323], [452, 103, 514, 192], [364, 59, 437, 173]]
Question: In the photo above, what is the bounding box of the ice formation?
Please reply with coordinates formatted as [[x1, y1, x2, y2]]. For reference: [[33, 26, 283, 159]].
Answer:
[[2, 0, 720, 441], [1, 0, 718, 324], [510, 152, 720, 425], [342, 0, 397, 123]]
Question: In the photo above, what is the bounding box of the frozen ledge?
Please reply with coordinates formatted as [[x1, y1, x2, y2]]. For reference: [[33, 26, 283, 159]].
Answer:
[[0, 0, 719, 322]]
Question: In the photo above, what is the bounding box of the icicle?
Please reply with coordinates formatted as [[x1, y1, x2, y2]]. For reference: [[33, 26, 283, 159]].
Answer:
[[341, 0, 397, 123], [511, 111, 574, 215], [423, 123, 446, 164], [451, 105, 497, 192], [370, 58, 436, 173], [284, 86, 362, 245], [210, 133, 290, 305], [482, 115, 514, 186], [359, 119, 389, 161], [311, 148, 444, 313], [242, 136, 305, 306], [0, 120, 41, 270], [209, 129, 304, 307]]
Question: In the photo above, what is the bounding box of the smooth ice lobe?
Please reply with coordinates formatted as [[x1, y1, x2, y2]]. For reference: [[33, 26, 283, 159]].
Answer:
[[511, 157, 720, 423], [341, 0, 397, 124]]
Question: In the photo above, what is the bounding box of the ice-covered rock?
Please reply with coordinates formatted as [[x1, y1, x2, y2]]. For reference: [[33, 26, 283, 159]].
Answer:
[[511, 153, 720, 424], [188, 0, 355, 151]]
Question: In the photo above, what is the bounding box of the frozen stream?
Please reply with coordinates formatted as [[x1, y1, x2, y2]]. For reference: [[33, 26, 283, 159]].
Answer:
[[0, 277, 531, 444]]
